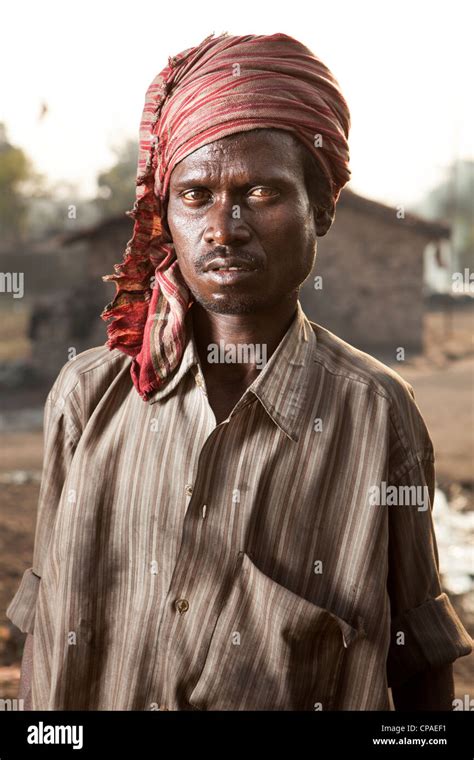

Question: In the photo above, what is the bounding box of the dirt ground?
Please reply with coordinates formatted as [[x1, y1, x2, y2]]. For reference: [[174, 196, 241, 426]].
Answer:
[[0, 305, 473, 703]]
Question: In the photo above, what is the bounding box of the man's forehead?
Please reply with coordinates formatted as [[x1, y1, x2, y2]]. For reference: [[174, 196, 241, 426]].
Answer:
[[170, 129, 303, 184]]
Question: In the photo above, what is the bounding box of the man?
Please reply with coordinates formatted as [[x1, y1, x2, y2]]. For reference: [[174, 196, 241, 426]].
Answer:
[[8, 32, 472, 711]]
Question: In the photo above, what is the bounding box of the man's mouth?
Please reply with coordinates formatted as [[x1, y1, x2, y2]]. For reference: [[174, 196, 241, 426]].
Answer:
[[202, 256, 262, 283], [204, 256, 259, 273], [211, 266, 251, 271], [204, 267, 261, 284], [206, 267, 260, 283]]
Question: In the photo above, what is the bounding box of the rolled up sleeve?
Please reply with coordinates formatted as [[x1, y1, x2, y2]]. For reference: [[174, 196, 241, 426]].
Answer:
[[386, 454, 473, 688], [5, 369, 81, 636], [387, 591, 473, 687], [6, 568, 41, 634]]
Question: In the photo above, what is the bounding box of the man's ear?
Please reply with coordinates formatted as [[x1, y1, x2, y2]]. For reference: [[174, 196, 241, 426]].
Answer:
[[162, 216, 172, 240], [158, 195, 173, 242], [313, 199, 335, 237]]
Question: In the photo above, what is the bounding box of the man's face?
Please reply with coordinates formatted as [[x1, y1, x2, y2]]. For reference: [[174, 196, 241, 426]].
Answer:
[[166, 129, 319, 315]]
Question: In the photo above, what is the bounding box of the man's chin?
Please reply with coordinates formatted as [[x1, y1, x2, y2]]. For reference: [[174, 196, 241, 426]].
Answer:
[[190, 291, 266, 315]]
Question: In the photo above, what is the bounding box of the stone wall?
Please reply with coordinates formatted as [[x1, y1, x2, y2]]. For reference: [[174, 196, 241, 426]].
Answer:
[[300, 204, 428, 357]]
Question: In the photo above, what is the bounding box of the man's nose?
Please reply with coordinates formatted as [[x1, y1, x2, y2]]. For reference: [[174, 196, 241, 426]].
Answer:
[[203, 199, 251, 245]]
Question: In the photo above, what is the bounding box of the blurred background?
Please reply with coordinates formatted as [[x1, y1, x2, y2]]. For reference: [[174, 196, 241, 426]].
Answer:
[[0, 0, 472, 704]]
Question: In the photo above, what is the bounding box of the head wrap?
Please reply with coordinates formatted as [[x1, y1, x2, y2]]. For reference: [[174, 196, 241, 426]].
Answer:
[[100, 31, 351, 401]]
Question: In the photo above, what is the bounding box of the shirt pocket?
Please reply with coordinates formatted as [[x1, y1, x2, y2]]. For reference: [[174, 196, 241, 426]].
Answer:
[[188, 552, 365, 711]]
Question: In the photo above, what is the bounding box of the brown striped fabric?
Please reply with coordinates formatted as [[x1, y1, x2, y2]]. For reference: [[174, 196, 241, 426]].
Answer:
[[7, 300, 472, 710]]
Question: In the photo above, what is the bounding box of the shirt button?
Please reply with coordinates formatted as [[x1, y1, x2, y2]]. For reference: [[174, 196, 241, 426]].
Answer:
[[185, 484, 193, 496], [195, 372, 204, 387], [175, 598, 189, 615]]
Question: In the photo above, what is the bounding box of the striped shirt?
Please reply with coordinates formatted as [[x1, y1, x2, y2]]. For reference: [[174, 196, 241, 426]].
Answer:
[[7, 300, 472, 710]]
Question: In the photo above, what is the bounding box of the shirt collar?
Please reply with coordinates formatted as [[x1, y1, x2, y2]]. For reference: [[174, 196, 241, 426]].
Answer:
[[147, 300, 317, 442]]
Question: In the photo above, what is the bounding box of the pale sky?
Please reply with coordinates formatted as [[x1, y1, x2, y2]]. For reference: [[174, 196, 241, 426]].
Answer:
[[1, 0, 472, 208]]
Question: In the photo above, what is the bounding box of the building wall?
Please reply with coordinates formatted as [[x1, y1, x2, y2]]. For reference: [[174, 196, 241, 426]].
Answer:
[[299, 205, 428, 356], [28, 222, 134, 381], [0, 249, 85, 303]]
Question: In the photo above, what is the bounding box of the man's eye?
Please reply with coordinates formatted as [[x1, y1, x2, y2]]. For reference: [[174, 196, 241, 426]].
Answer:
[[179, 187, 278, 202], [181, 189, 209, 202], [248, 187, 278, 198]]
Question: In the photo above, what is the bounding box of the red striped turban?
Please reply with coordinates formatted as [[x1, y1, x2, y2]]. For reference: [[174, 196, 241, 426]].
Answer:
[[101, 31, 351, 401]]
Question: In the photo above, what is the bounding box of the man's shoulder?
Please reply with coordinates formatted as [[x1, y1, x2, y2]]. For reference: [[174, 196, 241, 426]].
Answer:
[[47, 344, 132, 419], [307, 320, 433, 468], [308, 320, 415, 404]]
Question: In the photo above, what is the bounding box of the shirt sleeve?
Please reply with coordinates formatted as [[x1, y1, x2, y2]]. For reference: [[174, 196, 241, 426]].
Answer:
[[6, 366, 82, 634], [385, 424, 473, 688]]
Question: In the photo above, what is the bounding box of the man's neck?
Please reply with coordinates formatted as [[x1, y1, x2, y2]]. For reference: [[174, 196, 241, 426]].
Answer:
[[191, 295, 299, 388]]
